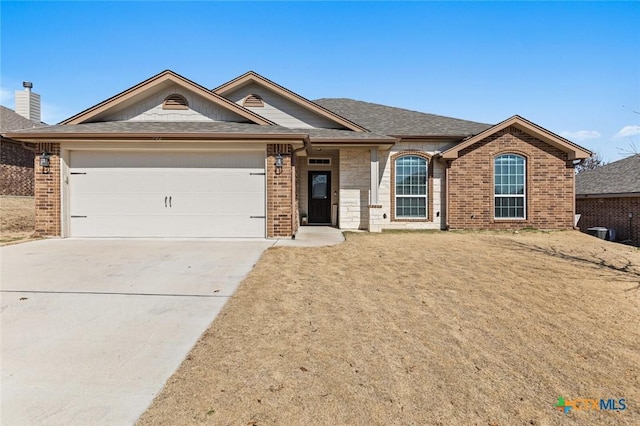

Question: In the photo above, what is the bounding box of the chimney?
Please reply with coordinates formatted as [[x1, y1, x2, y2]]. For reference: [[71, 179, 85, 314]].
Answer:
[[15, 81, 41, 123]]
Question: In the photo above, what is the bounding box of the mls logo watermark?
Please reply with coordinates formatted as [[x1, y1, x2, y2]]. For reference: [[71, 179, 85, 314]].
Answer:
[[555, 396, 627, 414]]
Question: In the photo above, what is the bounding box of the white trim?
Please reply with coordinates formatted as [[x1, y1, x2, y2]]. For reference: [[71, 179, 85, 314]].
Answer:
[[394, 155, 428, 219], [493, 154, 527, 220]]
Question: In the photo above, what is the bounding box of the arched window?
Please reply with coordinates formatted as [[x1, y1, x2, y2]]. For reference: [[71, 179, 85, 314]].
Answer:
[[162, 94, 188, 110], [395, 155, 427, 218], [494, 154, 526, 219], [243, 94, 264, 108]]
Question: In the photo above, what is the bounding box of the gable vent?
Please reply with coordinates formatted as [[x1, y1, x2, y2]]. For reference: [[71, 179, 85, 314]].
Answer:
[[243, 94, 264, 108], [163, 94, 189, 110]]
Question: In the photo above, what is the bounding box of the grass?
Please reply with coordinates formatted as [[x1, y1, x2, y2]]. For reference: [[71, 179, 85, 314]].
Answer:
[[138, 230, 640, 425], [0, 196, 38, 245]]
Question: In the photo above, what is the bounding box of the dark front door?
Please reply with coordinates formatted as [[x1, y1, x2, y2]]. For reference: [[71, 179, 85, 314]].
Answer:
[[308, 171, 331, 223]]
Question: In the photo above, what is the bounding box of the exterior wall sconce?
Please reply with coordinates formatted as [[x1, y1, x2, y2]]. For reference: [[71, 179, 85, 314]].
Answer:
[[274, 152, 284, 174], [40, 151, 51, 173]]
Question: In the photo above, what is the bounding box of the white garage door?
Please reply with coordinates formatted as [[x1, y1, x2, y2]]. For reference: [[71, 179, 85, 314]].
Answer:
[[69, 151, 265, 237]]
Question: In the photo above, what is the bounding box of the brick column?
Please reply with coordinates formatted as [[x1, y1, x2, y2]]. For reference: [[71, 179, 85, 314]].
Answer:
[[34, 143, 61, 236], [266, 144, 293, 238]]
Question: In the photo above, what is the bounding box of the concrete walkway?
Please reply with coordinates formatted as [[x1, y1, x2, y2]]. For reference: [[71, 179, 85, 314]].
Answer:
[[273, 225, 345, 247]]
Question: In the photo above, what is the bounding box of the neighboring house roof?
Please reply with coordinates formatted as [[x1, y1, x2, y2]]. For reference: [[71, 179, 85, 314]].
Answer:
[[60, 70, 275, 126], [213, 71, 368, 133], [0, 105, 43, 133], [314, 98, 492, 137], [440, 115, 592, 160], [576, 154, 640, 196]]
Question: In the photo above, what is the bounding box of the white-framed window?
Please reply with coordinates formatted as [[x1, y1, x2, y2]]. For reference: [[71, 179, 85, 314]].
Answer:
[[395, 155, 427, 218], [494, 154, 526, 219]]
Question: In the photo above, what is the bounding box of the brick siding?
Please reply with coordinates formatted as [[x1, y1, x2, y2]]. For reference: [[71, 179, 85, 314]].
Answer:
[[266, 144, 294, 237], [1, 140, 35, 196], [448, 126, 575, 230], [576, 196, 640, 246], [34, 143, 61, 236]]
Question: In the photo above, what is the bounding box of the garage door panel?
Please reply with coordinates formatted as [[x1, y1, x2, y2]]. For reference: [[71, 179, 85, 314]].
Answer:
[[69, 151, 266, 238], [71, 215, 171, 238], [163, 169, 264, 193], [71, 193, 166, 216]]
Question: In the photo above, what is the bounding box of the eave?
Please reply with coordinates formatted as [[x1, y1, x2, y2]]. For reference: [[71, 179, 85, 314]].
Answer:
[[440, 115, 592, 160], [60, 70, 276, 126]]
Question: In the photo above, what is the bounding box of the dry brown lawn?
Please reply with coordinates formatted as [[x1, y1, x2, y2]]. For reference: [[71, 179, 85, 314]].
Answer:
[[139, 230, 639, 425], [0, 196, 37, 245]]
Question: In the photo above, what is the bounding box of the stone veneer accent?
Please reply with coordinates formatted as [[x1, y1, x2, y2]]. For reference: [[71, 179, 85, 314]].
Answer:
[[447, 126, 574, 229], [266, 144, 294, 237], [577, 196, 639, 246], [34, 142, 61, 236], [1, 140, 35, 196], [379, 141, 449, 230], [338, 149, 370, 230]]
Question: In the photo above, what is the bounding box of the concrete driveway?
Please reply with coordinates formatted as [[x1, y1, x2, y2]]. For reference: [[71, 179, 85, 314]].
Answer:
[[0, 238, 272, 425]]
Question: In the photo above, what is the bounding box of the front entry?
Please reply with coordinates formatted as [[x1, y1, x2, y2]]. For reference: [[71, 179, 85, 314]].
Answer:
[[308, 171, 331, 223]]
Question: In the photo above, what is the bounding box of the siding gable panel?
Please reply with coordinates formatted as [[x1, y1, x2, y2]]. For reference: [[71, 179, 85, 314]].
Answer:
[[103, 85, 250, 123], [225, 83, 346, 130]]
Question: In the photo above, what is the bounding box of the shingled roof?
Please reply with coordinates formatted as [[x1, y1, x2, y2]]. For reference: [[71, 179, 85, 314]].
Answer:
[[0, 105, 43, 133], [314, 98, 492, 137], [576, 154, 640, 196], [6, 121, 395, 142]]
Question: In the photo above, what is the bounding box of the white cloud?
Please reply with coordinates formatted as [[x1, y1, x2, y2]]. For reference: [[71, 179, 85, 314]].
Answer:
[[560, 130, 601, 141], [614, 125, 640, 138]]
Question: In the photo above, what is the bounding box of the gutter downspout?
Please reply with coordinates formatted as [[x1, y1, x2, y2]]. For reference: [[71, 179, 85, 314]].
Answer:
[[436, 155, 451, 230], [290, 137, 310, 238], [572, 158, 585, 229]]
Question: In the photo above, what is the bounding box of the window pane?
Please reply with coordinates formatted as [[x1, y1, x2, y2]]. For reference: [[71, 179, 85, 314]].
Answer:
[[395, 156, 427, 218], [494, 154, 525, 219]]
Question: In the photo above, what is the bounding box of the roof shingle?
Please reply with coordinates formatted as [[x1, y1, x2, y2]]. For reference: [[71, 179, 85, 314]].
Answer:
[[314, 98, 492, 137], [7, 121, 395, 141], [0, 105, 44, 133], [576, 154, 640, 195]]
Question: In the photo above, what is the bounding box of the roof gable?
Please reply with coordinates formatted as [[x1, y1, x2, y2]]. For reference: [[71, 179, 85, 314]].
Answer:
[[213, 71, 367, 132], [576, 154, 640, 195], [440, 115, 592, 160], [61, 70, 274, 126]]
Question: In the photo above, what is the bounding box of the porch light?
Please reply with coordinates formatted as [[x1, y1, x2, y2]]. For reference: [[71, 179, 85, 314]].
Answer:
[[274, 152, 284, 171], [40, 151, 51, 172]]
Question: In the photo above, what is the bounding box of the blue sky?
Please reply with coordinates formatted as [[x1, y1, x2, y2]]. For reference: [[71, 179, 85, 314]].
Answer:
[[1, 1, 638, 162]]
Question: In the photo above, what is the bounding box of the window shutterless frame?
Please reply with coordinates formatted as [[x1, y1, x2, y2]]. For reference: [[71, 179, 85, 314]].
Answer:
[[395, 155, 428, 219], [494, 154, 526, 219]]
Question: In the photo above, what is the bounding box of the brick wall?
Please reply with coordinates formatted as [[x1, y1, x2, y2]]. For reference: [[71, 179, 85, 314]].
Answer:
[[0, 140, 35, 196], [448, 126, 574, 230], [34, 143, 61, 236], [266, 144, 293, 237], [576, 196, 640, 246]]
